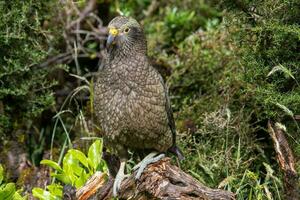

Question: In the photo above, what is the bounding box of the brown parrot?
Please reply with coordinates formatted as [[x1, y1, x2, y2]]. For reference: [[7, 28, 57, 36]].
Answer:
[[94, 16, 183, 196]]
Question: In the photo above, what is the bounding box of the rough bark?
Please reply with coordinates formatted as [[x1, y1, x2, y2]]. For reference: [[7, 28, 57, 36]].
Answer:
[[268, 120, 299, 200], [75, 158, 235, 200]]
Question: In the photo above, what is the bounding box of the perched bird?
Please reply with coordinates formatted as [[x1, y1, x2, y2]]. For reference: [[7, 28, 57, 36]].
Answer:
[[94, 16, 183, 196]]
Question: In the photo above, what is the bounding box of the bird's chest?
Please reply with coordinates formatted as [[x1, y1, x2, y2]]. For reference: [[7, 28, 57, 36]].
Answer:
[[94, 70, 151, 133]]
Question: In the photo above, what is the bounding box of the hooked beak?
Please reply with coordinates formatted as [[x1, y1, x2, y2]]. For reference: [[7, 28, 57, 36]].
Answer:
[[107, 27, 119, 48]]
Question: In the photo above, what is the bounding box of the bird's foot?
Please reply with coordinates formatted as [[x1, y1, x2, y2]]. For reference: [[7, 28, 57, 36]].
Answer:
[[133, 152, 165, 180], [113, 161, 129, 197]]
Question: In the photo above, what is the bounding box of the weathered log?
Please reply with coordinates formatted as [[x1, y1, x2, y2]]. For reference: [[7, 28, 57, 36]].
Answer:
[[76, 158, 235, 200], [268, 121, 299, 200]]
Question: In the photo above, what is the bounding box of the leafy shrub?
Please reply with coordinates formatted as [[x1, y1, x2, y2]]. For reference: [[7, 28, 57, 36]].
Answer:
[[32, 139, 107, 200], [0, 164, 26, 200], [142, 1, 220, 51], [216, 0, 300, 120], [0, 1, 62, 135]]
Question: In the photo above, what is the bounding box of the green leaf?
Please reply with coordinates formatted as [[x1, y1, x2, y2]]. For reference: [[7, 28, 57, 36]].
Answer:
[[87, 42, 98, 50], [63, 152, 77, 168], [267, 64, 295, 80], [0, 183, 16, 200], [64, 164, 80, 185], [74, 169, 88, 188], [88, 139, 103, 170], [51, 172, 72, 185], [63, 153, 84, 176], [40, 160, 62, 172], [275, 102, 294, 117], [47, 184, 63, 197], [199, 164, 215, 181], [97, 160, 108, 172], [0, 164, 3, 185], [68, 149, 89, 169], [13, 191, 26, 200], [32, 187, 60, 200]]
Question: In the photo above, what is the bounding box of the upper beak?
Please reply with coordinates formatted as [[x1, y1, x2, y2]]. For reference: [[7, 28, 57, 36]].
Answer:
[[107, 27, 119, 48]]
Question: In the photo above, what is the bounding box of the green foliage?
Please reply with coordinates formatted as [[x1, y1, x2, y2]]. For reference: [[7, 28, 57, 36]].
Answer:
[[143, 2, 220, 51], [0, 1, 298, 199], [113, 0, 152, 18], [163, 7, 196, 45], [32, 139, 107, 200], [32, 186, 62, 200], [166, 0, 299, 198], [117, 0, 299, 199], [217, 0, 300, 120], [0, 1, 62, 135], [0, 165, 26, 200]]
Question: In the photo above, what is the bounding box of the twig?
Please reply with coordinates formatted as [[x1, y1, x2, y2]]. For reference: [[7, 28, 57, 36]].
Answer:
[[67, 0, 97, 29], [39, 0, 106, 69]]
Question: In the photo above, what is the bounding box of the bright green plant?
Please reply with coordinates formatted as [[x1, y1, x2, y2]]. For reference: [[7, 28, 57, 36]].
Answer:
[[32, 139, 107, 200], [0, 165, 26, 200]]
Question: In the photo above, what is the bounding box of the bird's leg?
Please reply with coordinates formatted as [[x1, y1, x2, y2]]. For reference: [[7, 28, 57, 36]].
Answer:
[[133, 152, 165, 180], [113, 160, 129, 197]]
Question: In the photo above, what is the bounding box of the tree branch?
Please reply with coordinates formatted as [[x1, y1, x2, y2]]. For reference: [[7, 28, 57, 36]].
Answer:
[[75, 158, 235, 200]]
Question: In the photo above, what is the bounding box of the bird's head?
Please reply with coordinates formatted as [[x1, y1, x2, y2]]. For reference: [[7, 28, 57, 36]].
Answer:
[[106, 16, 147, 57]]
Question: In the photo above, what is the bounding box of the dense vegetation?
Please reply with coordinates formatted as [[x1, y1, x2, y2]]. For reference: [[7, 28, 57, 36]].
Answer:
[[0, 0, 299, 199], [0, 1, 60, 135]]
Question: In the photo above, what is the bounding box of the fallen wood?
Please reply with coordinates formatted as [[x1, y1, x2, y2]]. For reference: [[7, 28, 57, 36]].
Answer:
[[76, 158, 235, 200], [268, 121, 299, 200]]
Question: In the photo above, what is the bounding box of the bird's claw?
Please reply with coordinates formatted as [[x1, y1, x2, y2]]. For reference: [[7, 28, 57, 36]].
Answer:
[[113, 174, 129, 197], [113, 162, 128, 197], [134, 153, 165, 180]]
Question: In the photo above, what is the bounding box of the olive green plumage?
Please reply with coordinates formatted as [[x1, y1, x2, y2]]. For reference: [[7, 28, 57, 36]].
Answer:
[[94, 16, 176, 160]]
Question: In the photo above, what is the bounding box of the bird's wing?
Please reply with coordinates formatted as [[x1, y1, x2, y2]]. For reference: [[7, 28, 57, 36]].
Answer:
[[157, 73, 177, 146], [156, 68, 184, 160]]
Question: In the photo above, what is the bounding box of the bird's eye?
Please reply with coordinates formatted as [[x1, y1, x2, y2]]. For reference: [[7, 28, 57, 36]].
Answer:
[[124, 27, 130, 33]]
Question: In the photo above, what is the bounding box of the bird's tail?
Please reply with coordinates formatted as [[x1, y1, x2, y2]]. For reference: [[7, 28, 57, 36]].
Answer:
[[168, 145, 184, 161]]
